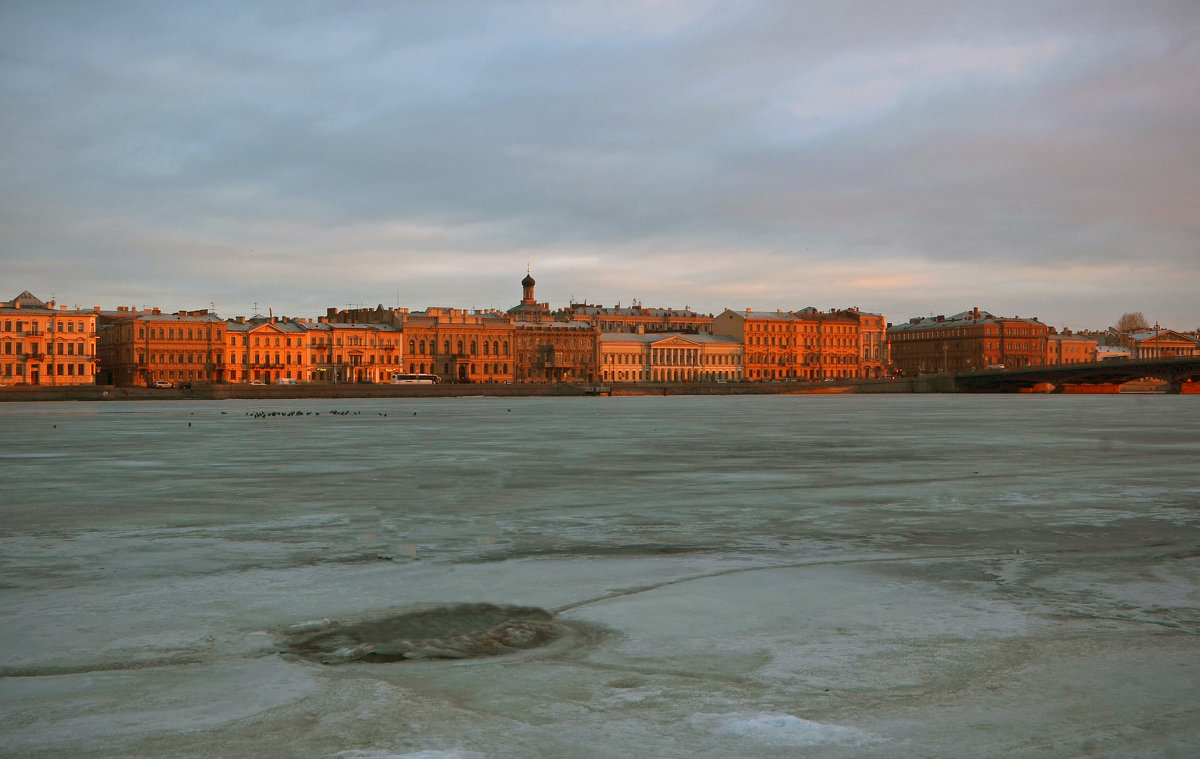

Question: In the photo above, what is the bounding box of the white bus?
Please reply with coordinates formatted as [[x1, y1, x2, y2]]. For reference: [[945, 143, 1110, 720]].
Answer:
[[390, 373, 440, 384]]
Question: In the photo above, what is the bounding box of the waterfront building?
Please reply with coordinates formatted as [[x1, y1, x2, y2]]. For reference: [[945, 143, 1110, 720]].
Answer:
[[513, 320, 598, 383], [557, 301, 715, 334], [1045, 329, 1099, 365], [845, 308, 889, 379], [598, 332, 743, 383], [97, 307, 224, 386], [887, 307, 1049, 376], [713, 306, 882, 381], [712, 309, 800, 381], [1123, 328, 1198, 359], [326, 305, 515, 383], [225, 316, 402, 383], [791, 307, 883, 380], [1, 291, 99, 387]]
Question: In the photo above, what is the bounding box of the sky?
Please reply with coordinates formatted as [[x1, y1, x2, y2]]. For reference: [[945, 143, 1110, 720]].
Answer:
[[2, 1, 1198, 330]]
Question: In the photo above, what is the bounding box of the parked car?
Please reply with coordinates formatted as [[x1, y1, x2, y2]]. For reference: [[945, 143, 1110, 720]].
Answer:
[[275, 377, 299, 385], [153, 380, 173, 389]]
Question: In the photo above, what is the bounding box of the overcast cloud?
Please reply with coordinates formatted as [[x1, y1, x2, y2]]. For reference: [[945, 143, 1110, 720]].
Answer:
[[2, 0, 1197, 329]]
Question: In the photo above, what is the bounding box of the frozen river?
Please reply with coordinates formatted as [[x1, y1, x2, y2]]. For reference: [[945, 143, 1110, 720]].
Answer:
[[1, 395, 1198, 758]]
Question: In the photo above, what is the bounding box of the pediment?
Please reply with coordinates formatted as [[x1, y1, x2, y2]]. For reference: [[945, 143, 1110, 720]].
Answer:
[[1139, 329, 1195, 344], [651, 336, 701, 348]]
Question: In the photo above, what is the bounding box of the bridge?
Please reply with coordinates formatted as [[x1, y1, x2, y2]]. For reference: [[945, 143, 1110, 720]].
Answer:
[[952, 356, 1200, 393]]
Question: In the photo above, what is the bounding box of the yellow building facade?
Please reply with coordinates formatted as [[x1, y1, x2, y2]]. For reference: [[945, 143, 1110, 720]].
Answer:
[[2, 291, 99, 387], [599, 332, 743, 383], [224, 317, 403, 383]]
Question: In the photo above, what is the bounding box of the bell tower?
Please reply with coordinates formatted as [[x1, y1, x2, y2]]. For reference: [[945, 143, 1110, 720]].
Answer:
[[521, 265, 536, 305]]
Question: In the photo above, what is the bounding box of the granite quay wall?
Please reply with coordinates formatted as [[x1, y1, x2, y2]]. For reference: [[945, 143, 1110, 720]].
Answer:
[[1, 379, 912, 402]]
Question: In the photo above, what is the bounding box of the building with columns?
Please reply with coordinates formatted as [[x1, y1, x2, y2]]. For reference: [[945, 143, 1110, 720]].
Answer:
[[599, 332, 742, 383], [1123, 328, 1198, 359]]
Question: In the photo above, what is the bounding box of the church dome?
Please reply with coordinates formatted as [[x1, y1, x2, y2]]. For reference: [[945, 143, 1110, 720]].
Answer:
[[522, 273, 535, 287]]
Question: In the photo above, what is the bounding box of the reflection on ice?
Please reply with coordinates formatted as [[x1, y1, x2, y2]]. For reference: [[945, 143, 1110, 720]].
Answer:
[[336, 751, 484, 759], [698, 713, 884, 747]]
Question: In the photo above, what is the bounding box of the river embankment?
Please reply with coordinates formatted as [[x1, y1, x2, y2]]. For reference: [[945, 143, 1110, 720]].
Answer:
[[1, 374, 1185, 402], [0, 378, 892, 402]]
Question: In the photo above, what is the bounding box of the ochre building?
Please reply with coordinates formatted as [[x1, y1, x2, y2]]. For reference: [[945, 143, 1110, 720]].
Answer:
[[326, 305, 515, 383], [712, 306, 888, 381], [225, 317, 403, 384], [558, 302, 715, 334], [98, 307, 225, 386], [1, 291, 99, 387], [1045, 329, 1099, 365]]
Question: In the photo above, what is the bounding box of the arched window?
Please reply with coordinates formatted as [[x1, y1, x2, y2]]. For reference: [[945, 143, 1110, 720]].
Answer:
[[419, 340, 426, 355], [493, 341, 499, 355], [470, 341, 477, 355], [457, 340, 464, 354], [409, 339, 416, 354], [502, 341, 509, 355], [483, 341, 489, 355]]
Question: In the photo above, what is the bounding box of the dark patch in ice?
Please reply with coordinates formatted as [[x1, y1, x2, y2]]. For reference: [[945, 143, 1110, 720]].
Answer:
[[280, 603, 582, 664]]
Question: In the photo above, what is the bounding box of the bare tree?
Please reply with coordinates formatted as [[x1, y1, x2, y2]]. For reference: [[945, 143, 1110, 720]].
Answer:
[[1116, 312, 1150, 333]]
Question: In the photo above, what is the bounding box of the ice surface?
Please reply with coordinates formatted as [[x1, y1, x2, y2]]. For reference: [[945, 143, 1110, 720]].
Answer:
[[1, 395, 1198, 758], [696, 712, 884, 746]]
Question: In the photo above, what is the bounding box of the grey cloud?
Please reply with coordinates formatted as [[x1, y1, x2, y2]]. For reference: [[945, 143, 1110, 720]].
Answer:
[[1, 0, 1197, 328]]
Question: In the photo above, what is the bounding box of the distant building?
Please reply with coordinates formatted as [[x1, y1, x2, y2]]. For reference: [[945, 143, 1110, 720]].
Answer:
[[557, 302, 715, 334], [1096, 345, 1132, 361], [225, 316, 403, 384], [1123, 328, 1198, 359], [712, 309, 801, 381], [1, 291, 100, 387], [887, 307, 1049, 376], [1045, 329, 1099, 365], [97, 307, 225, 387], [324, 303, 515, 383], [513, 320, 598, 383], [598, 332, 743, 383], [712, 306, 886, 381]]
